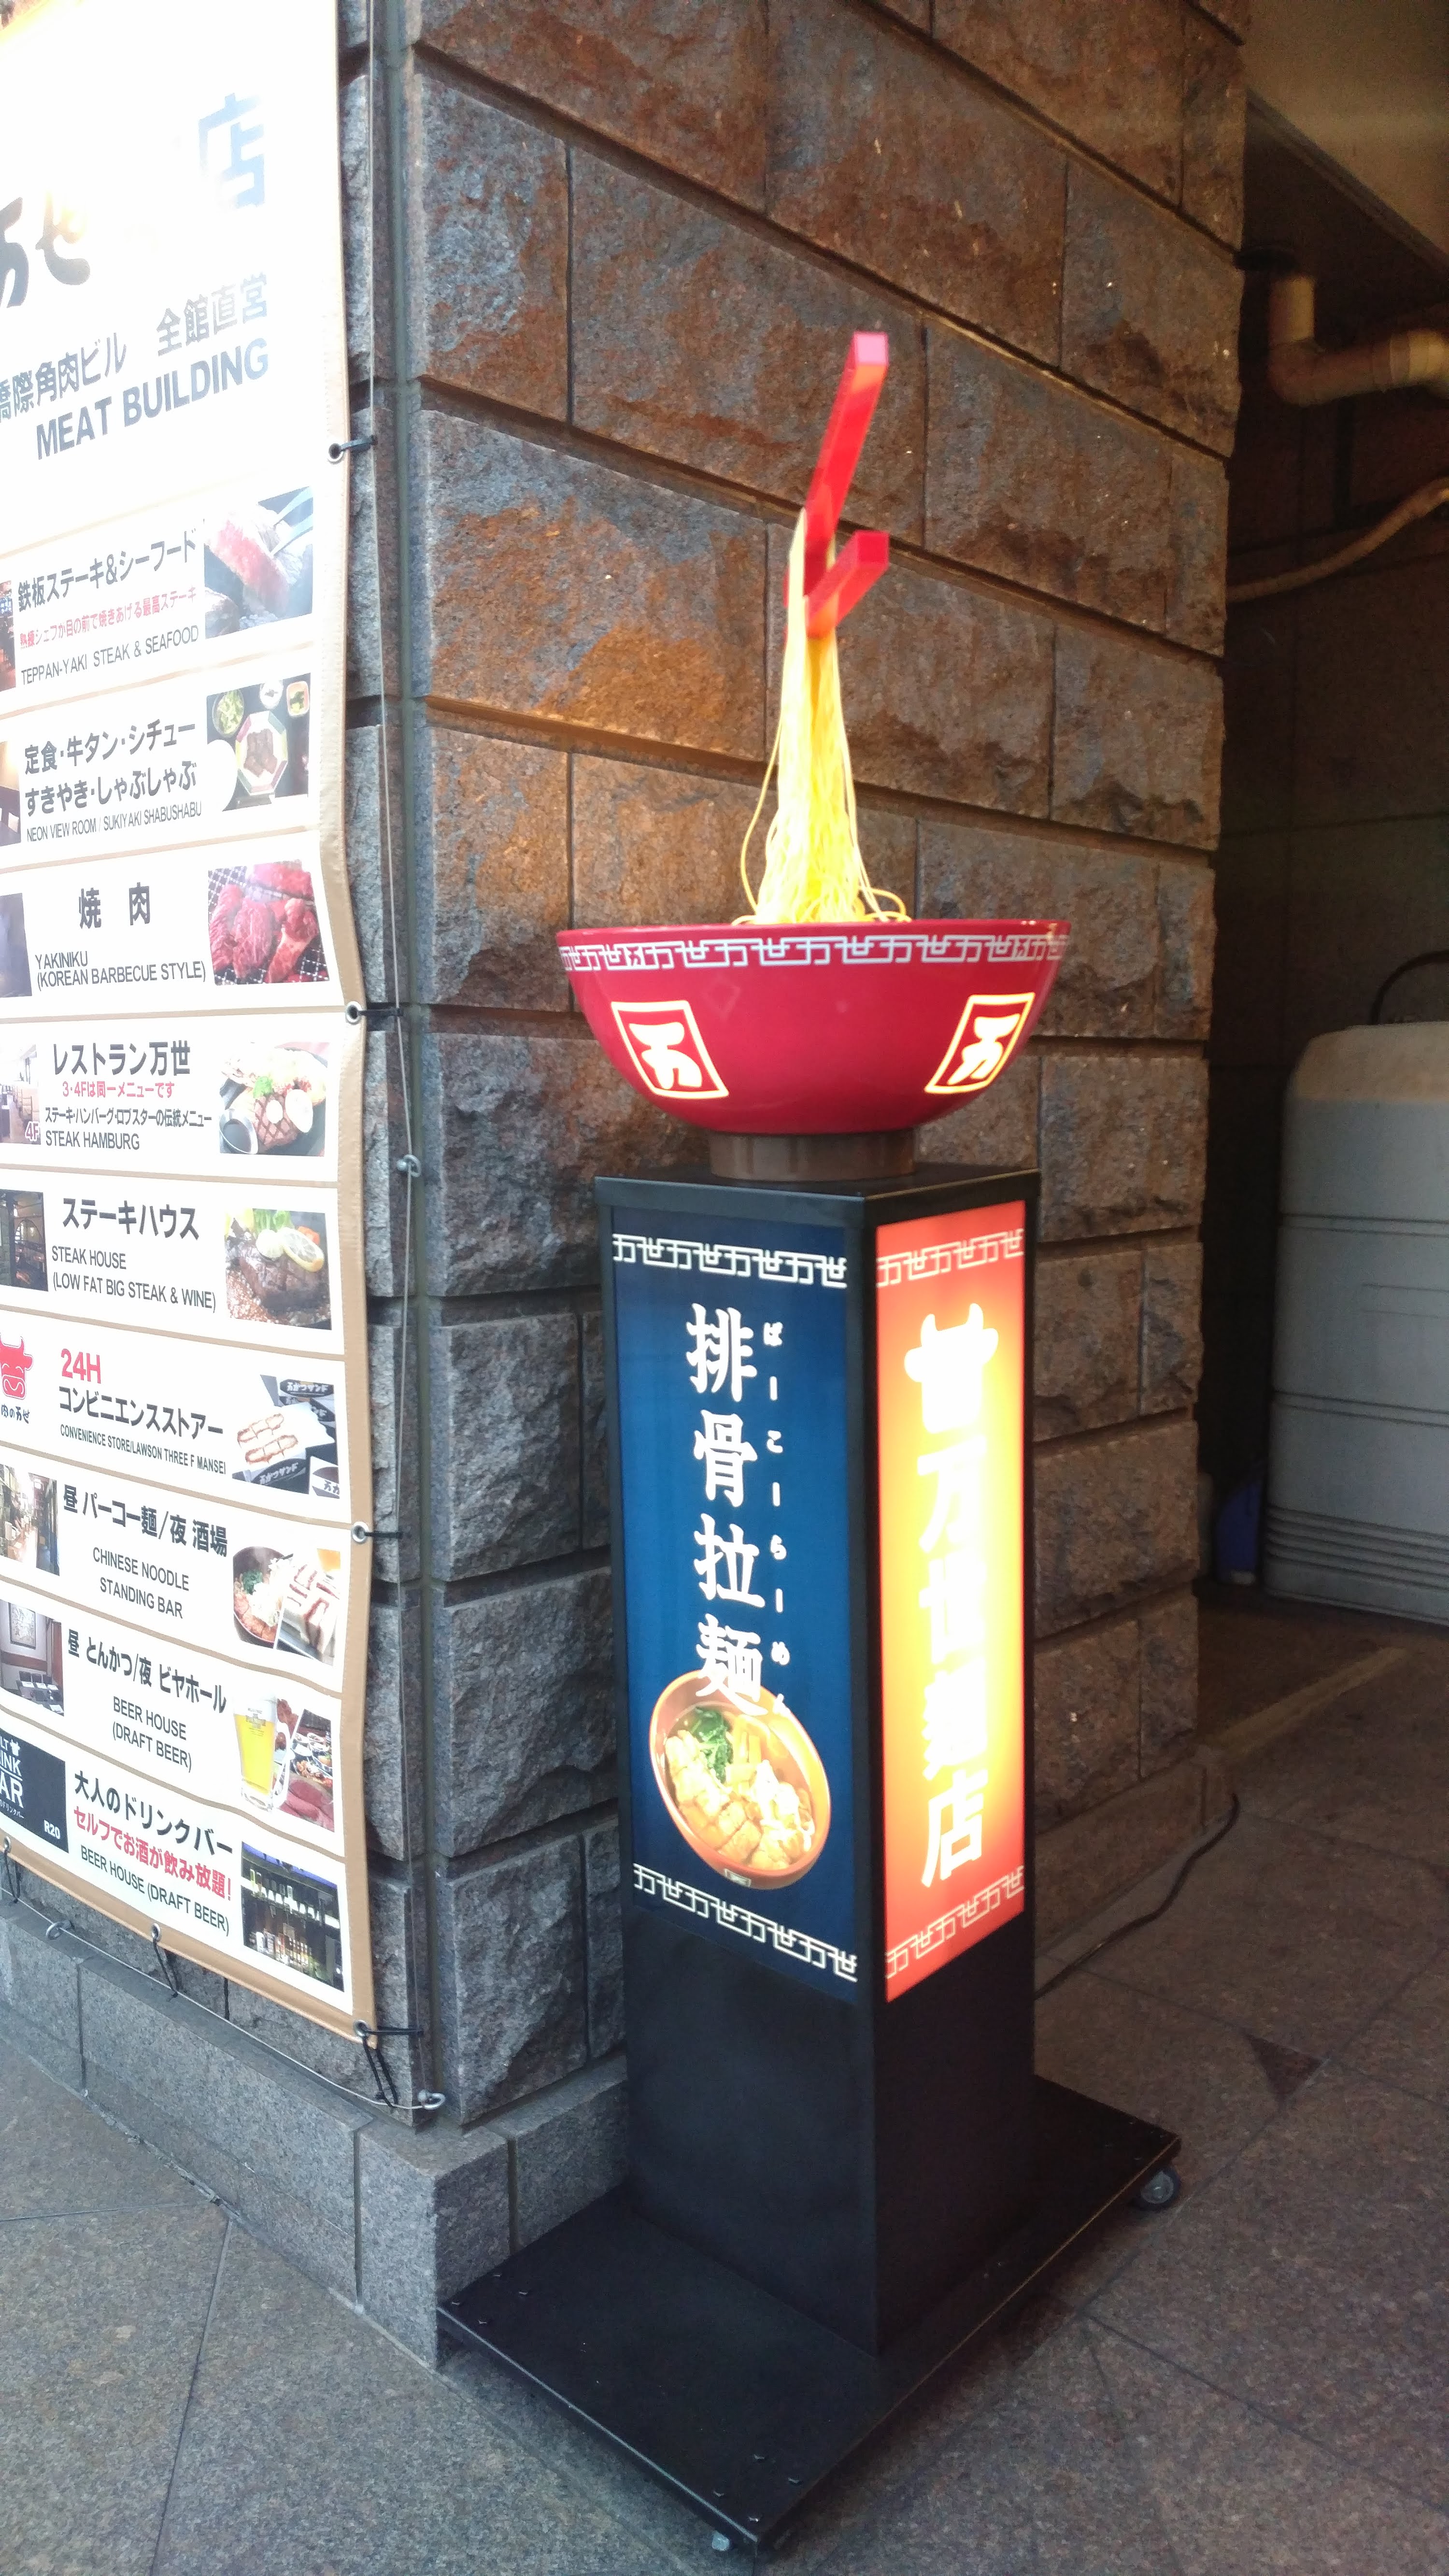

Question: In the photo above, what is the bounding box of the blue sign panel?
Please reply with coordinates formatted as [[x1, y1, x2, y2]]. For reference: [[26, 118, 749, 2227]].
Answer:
[[612, 1210, 857, 1998]]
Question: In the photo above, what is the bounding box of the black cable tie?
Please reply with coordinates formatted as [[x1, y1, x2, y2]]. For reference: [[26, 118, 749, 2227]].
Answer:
[[0, 1837, 20, 1903], [328, 433, 376, 460], [150, 1924, 181, 1998], [344, 999, 402, 1025]]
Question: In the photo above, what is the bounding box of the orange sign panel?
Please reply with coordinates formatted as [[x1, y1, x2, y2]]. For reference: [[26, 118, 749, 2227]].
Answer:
[[876, 1203, 1026, 2000]]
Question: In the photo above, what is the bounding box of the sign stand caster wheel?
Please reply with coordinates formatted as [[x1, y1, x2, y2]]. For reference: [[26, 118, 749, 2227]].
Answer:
[[1134, 2163, 1181, 2211]]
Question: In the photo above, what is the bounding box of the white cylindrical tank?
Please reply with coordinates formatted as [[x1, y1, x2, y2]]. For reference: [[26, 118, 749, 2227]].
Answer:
[[1265, 1023, 1449, 1622]]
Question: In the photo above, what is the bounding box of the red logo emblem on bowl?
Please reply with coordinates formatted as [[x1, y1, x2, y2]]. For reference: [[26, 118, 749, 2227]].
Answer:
[[611, 999, 729, 1101], [925, 994, 1037, 1097]]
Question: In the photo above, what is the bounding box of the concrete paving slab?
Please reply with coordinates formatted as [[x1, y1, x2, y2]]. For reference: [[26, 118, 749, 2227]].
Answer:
[[806, 2317, 1179, 2576], [1094, 2327, 1449, 2576], [0, 2035, 199, 2221], [1090, 2064, 1449, 2511], [0, 2199, 226, 2576], [151, 2222, 698, 2576], [1088, 1808, 1448, 2058], [1342, 1952, 1449, 2115], [1233, 1648, 1449, 1865]]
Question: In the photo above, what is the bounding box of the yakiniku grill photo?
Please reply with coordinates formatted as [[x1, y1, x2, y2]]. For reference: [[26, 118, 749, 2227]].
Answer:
[[208, 860, 327, 987]]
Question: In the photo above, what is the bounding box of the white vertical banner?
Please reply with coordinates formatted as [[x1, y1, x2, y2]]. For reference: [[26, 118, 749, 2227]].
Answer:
[[0, 0, 374, 2037]]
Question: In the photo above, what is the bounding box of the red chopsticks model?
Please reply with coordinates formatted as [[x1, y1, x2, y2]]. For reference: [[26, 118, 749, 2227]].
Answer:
[[798, 331, 891, 637]]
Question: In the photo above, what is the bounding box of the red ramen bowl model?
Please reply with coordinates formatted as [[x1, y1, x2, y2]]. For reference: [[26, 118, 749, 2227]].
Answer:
[[556, 917, 1068, 1146]]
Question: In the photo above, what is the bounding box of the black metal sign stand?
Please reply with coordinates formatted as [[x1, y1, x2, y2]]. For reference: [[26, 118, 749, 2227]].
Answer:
[[441, 1164, 1176, 2556]]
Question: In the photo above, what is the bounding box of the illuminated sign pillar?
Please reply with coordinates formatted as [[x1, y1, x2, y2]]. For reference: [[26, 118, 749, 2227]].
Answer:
[[441, 1162, 1177, 2544], [608, 1171, 1036, 2349]]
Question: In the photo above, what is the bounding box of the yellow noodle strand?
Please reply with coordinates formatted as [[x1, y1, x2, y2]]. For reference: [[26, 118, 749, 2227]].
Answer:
[[739, 512, 906, 925]]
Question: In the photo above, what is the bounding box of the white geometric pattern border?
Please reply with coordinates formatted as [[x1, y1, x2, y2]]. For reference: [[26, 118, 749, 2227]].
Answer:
[[634, 1863, 858, 1984]]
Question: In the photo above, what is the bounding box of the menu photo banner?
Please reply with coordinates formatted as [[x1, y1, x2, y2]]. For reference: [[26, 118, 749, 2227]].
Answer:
[[0, 656, 317, 863], [0, 1562, 344, 1861], [0, 0, 373, 2036], [0, 1307, 349, 1523], [0, 1160, 350, 1354], [0, 1708, 358, 2011], [1, 457, 325, 711], [0, 840, 341, 1015], [0, 1010, 341, 1177], [0, 1425, 354, 1683]]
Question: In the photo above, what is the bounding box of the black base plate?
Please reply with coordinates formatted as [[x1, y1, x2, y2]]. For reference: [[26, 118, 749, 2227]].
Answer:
[[439, 2078, 1178, 2555]]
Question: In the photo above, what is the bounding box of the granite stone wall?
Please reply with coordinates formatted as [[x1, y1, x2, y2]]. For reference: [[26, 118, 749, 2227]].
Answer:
[[339, 0, 1244, 2206]]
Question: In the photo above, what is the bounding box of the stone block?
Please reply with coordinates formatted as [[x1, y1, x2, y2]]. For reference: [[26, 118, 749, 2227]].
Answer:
[[415, 725, 569, 1011], [340, 72, 388, 382], [430, 1311, 581, 1581], [344, 720, 402, 1003], [0, 1903, 83, 2089], [1038, 1050, 1208, 1242], [1156, 860, 1216, 1039], [768, 526, 1052, 811], [1167, 446, 1229, 655], [492, 2056, 629, 2248], [926, 327, 1174, 631], [933, 0, 1182, 203], [364, 1589, 424, 1864], [423, 1025, 693, 1297], [419, 0, 769, 208], [920, 1046, 1038, 1175], [433, 1568, 615, 1852], [346, 394, 398, 699], [79, 1961, 369, 2296], [583, 1818, 625, 2058], [1034, 1249, 1142, 1439], [1051, 626, 1223, 850], [919, 823, 1159, 1038], [766, 0, 1065, 366], [580, 1308, 610, 1550], [1182, 8, 1246, 248], [1139, 1587, 1199, 1776], [1061, 163, 1241, 453], [1036, 1746, 1214, 1946], [572, 758, 761, 929], [436, 1837, 587, 2123], [414, 413, 766, 758], [13, 1861, 227, 2014], [1140, 1238, 1204, 1414], [369, 1315, 420, 1586], [407, 73, 567, 413], [1035, 1418, 1199, 1635], [1034, 1615, 1141, 1828], [571, 157, 924, 534], [358, 2115, 511, 2363], [364, 1021, 408, 1299]]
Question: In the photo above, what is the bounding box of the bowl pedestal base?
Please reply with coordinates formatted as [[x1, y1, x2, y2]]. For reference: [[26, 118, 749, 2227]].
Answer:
[[708, 1128, 915, 1181]]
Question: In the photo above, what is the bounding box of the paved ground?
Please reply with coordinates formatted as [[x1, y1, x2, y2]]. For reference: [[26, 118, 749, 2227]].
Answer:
[[4, 1596, 1447, 2576]]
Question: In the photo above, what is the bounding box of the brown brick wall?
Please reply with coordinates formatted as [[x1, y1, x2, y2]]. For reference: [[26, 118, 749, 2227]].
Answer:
[[343, 0, 1241, 2141]]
